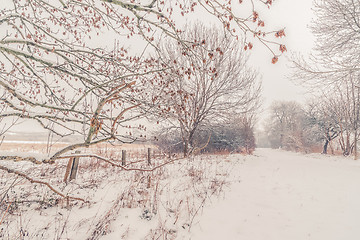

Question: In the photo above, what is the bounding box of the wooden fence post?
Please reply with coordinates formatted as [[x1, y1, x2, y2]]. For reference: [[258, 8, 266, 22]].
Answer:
[[122, 150, 126, 166], [147, 148, 151, 165], [64, 150, 81, 182], [147, 175, 151, 188], [64, 158, 73, 182], [69, 150, 81, 181]]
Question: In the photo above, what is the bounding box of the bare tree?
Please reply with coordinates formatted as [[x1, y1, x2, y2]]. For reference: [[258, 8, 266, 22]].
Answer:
[[291, 0, 360, 158], [307, 99, 340, 154], [153, 23, 261, 156], [292, 0, 360, 77], [328, 79, 360, 156], [268, 101, 297, 149], [266, 101, 323, 152]]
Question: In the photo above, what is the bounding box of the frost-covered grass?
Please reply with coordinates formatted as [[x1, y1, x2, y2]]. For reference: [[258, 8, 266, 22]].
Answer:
[[0, 147, 239, 239]]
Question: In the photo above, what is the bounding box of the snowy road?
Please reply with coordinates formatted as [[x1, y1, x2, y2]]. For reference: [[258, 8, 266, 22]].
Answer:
[[188, 148, 360, 240]]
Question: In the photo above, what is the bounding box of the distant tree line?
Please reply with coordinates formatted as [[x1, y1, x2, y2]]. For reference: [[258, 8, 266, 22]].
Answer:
[[265, 97, 359, 157]]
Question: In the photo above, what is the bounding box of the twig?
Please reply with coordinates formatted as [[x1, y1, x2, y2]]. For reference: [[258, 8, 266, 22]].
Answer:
[[0, 136, 5, 147], [0, 177, 18, 206], [0, 201, 11, 226], [0, 165, 87, 202]]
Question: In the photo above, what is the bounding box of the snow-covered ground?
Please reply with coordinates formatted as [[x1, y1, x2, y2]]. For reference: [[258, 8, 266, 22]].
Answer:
[[189, 148, 360, 240], [1, 148, 360, 239]]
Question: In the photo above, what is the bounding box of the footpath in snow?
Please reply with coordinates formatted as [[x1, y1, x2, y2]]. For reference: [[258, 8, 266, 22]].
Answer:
[[187, 148, 360, 240]]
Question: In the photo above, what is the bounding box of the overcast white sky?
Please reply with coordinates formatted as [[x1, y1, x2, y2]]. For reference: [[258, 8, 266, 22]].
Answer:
[[248, 0, 315, 125]]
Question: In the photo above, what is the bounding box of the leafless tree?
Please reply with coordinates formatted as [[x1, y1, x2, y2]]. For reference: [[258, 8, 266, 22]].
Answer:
[[327, 79, 360, 156], [266, 101, 323, 152], [153, 23, 261, 156], [291, 0, 360, 158], [292, 0, 360, 80], [267, 101, 301, 149], [306, 98, 340, 154]]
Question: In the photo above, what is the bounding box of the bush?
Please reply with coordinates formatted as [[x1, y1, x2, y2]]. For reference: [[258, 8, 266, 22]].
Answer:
[[155, 116, 256, 155]]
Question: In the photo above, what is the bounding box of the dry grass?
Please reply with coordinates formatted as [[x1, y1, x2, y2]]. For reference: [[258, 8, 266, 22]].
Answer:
[[0, 146, 237, 239], [0, 138, 247, 240]]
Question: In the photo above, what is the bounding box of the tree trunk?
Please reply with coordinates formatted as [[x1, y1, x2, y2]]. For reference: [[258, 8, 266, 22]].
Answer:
[[322, 139, 329, 154], [354, 129, 358, 160], [183, 140, 188, 157], [329, 140, 335, 154], [279, 133, 284, 148], [346, 132, 351, 156]]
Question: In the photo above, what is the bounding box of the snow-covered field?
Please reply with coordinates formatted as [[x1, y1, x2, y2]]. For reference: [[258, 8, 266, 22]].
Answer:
[[190, 148, 360, 240], [1, 148, 360, 239]]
